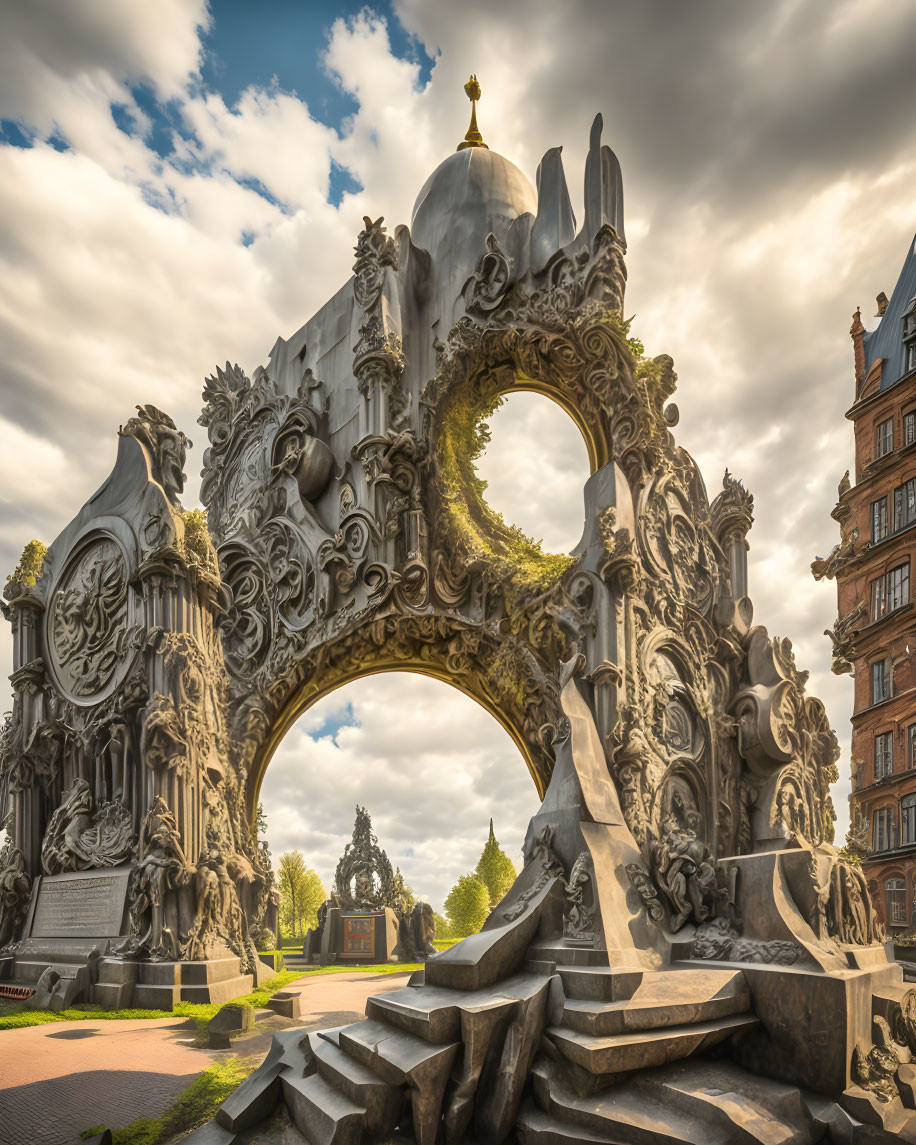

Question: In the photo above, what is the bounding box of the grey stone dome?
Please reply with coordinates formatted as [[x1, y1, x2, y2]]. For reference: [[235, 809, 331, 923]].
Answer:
[[410, 147, 537, 263]]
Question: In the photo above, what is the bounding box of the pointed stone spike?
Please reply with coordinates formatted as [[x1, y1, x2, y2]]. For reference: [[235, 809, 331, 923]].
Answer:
[[531, 146, 576, 272]]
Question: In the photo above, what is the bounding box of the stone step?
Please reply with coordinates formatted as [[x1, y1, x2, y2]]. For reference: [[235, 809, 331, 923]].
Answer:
[[561, 968, 750, 1036], [366, 985, 464, 1043], [527, 940, 610, 968], [308, 1033, 402, 1136], [336, 1019, 458, 1145], [364, 972, 546, 1044], [546, 1013, 759, 1076], [532, 1057, 816, 1145], [280, 1070, 365, 1145], [132, 973, 252, 1010], [531, 1058, 704, 1143], [557, 965, 644, 1003], [517, 1098, 627, 1145]]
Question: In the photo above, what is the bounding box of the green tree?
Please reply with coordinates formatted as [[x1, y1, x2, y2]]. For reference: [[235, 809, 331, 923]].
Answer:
[[444, 873, 490, 937], [474, 819, 517, 908], [432, 912, 452, 939], [390, 866, 417, 913], [277, 851, 326, 938], [6, 539, 47, 593]]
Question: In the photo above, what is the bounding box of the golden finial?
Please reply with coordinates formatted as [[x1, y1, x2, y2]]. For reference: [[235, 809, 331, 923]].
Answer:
[[457, 74, 488, 151]]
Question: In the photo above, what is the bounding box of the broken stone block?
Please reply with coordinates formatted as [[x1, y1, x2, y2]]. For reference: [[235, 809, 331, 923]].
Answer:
[[207, 1002, 254, 1049], [266, 991, 301, 1019]]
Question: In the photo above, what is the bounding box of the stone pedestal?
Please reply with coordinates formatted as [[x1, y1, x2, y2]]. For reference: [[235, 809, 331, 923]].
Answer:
[[93, 955, 253, 1011]]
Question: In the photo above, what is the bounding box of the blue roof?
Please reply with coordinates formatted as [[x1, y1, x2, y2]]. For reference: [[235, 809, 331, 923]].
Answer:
[[863, 232, 916, 390]]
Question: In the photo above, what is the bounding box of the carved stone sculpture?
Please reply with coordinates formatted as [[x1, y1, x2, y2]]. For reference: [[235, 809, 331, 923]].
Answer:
[[41, 777, 133, 875], [0, 834, 31, 949], [4, 89, 916, 1139]]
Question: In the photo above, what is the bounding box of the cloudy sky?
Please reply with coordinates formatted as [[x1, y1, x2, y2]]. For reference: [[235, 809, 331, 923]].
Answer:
[[1, 0, 914, 910]]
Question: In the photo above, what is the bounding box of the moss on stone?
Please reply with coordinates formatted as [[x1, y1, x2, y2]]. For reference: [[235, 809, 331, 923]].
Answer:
[[5, 538, 47, 592]]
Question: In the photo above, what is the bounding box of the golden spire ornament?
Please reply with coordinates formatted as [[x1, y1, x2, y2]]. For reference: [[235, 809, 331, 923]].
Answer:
[[457, 74, 488, 151]]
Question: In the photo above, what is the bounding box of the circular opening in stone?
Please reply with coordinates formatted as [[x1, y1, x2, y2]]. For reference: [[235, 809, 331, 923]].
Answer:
[[473, 391, 590, 555]]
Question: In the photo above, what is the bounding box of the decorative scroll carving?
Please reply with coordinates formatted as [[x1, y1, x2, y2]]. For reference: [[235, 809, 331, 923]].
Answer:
[[41, 778, 133, 875], [626, 863, 665, 922], [49, 537, 129, 699], [710, 469, 754, 546], [824, 600, 867, 676], [504, 825, 564, 922], [121, 405, 190, 507], [731, 628, 838, 849]]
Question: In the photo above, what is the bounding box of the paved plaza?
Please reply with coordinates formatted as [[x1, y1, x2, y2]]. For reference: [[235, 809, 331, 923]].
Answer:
[[0, 971, 411, 1145]]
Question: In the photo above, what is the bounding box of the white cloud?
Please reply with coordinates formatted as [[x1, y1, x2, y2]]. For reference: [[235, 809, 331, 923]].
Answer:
[[258, 673, 538, 912]]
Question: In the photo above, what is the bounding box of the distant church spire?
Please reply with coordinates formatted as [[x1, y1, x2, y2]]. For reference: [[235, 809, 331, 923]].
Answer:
[[457, 74, 488, 151]]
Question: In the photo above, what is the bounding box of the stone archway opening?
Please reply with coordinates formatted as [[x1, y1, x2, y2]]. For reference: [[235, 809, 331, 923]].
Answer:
[[255, 670, 540, 913], [474, 390, 591, 556]]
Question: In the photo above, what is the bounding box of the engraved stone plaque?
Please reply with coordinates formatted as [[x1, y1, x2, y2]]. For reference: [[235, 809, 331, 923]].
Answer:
[[49, 535, 128, 699], [29, 866, 131, 939]]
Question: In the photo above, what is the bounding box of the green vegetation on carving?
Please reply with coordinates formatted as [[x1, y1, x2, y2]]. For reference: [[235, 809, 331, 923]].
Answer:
[[475, 818, 517, 908], [5, 538, 47, 590]]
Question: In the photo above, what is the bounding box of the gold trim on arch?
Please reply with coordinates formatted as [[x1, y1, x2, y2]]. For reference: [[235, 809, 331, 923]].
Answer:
[[245, 659, 547, 823]]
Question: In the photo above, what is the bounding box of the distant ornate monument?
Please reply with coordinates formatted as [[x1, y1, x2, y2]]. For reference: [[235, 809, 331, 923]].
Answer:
[[302, 806, 436, 964], [2, 80, 915, 1137]]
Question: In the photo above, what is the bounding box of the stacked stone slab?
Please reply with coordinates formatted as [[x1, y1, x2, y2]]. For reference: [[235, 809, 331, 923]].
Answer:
[[185, 666, 916, 1142]]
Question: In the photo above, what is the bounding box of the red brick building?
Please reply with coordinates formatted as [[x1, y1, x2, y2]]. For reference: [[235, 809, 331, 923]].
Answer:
[[815, 233, 916, 934]]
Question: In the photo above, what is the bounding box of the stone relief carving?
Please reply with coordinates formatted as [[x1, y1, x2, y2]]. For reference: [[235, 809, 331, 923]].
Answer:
[[561, 851, 596, 944], [334, 805, 397, 911], [0, 832, 31, 949], [689, 917, 804, 966], [121, 404, 190, 507], [41, 777, 133, 875], [119, 796, 191, 961], [49, 537, 129, 699]]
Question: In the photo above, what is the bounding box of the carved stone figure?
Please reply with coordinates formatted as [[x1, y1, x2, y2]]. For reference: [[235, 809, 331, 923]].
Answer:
[[0, 835, 30, 948], [41, 777, 133, 875], [120, 797, 191, 960], [824, 599, 867, 675]]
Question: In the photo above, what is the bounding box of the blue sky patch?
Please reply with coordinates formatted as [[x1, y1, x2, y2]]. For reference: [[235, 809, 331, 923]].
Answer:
[[307, 702, 360, 744]]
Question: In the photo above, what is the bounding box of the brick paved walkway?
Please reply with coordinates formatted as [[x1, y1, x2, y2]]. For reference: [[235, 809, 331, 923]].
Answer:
[[0, 971, 411, 1145]]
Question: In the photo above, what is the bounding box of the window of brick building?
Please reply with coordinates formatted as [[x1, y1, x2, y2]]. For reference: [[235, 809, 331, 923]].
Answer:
[[903, 795, 916, 845], [905, 297, 916, 372], [873, 496, 889, 542], [888, 562, 910, 610], [906, 411, 916, 446], [909, 723, 916, 767], [870, 563, 910, 620], [894, 477, 916, 531], [872, 658, 891, 704], [887, 878, 907, 925], [870, 576, 886, 620], [876, 418, 894, 458], [875, 731, 894, 779], [873, 806, 896, 852]]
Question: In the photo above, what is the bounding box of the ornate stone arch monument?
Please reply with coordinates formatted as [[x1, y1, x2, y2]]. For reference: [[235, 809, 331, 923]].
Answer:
[[2, 85, 916, 1137]]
